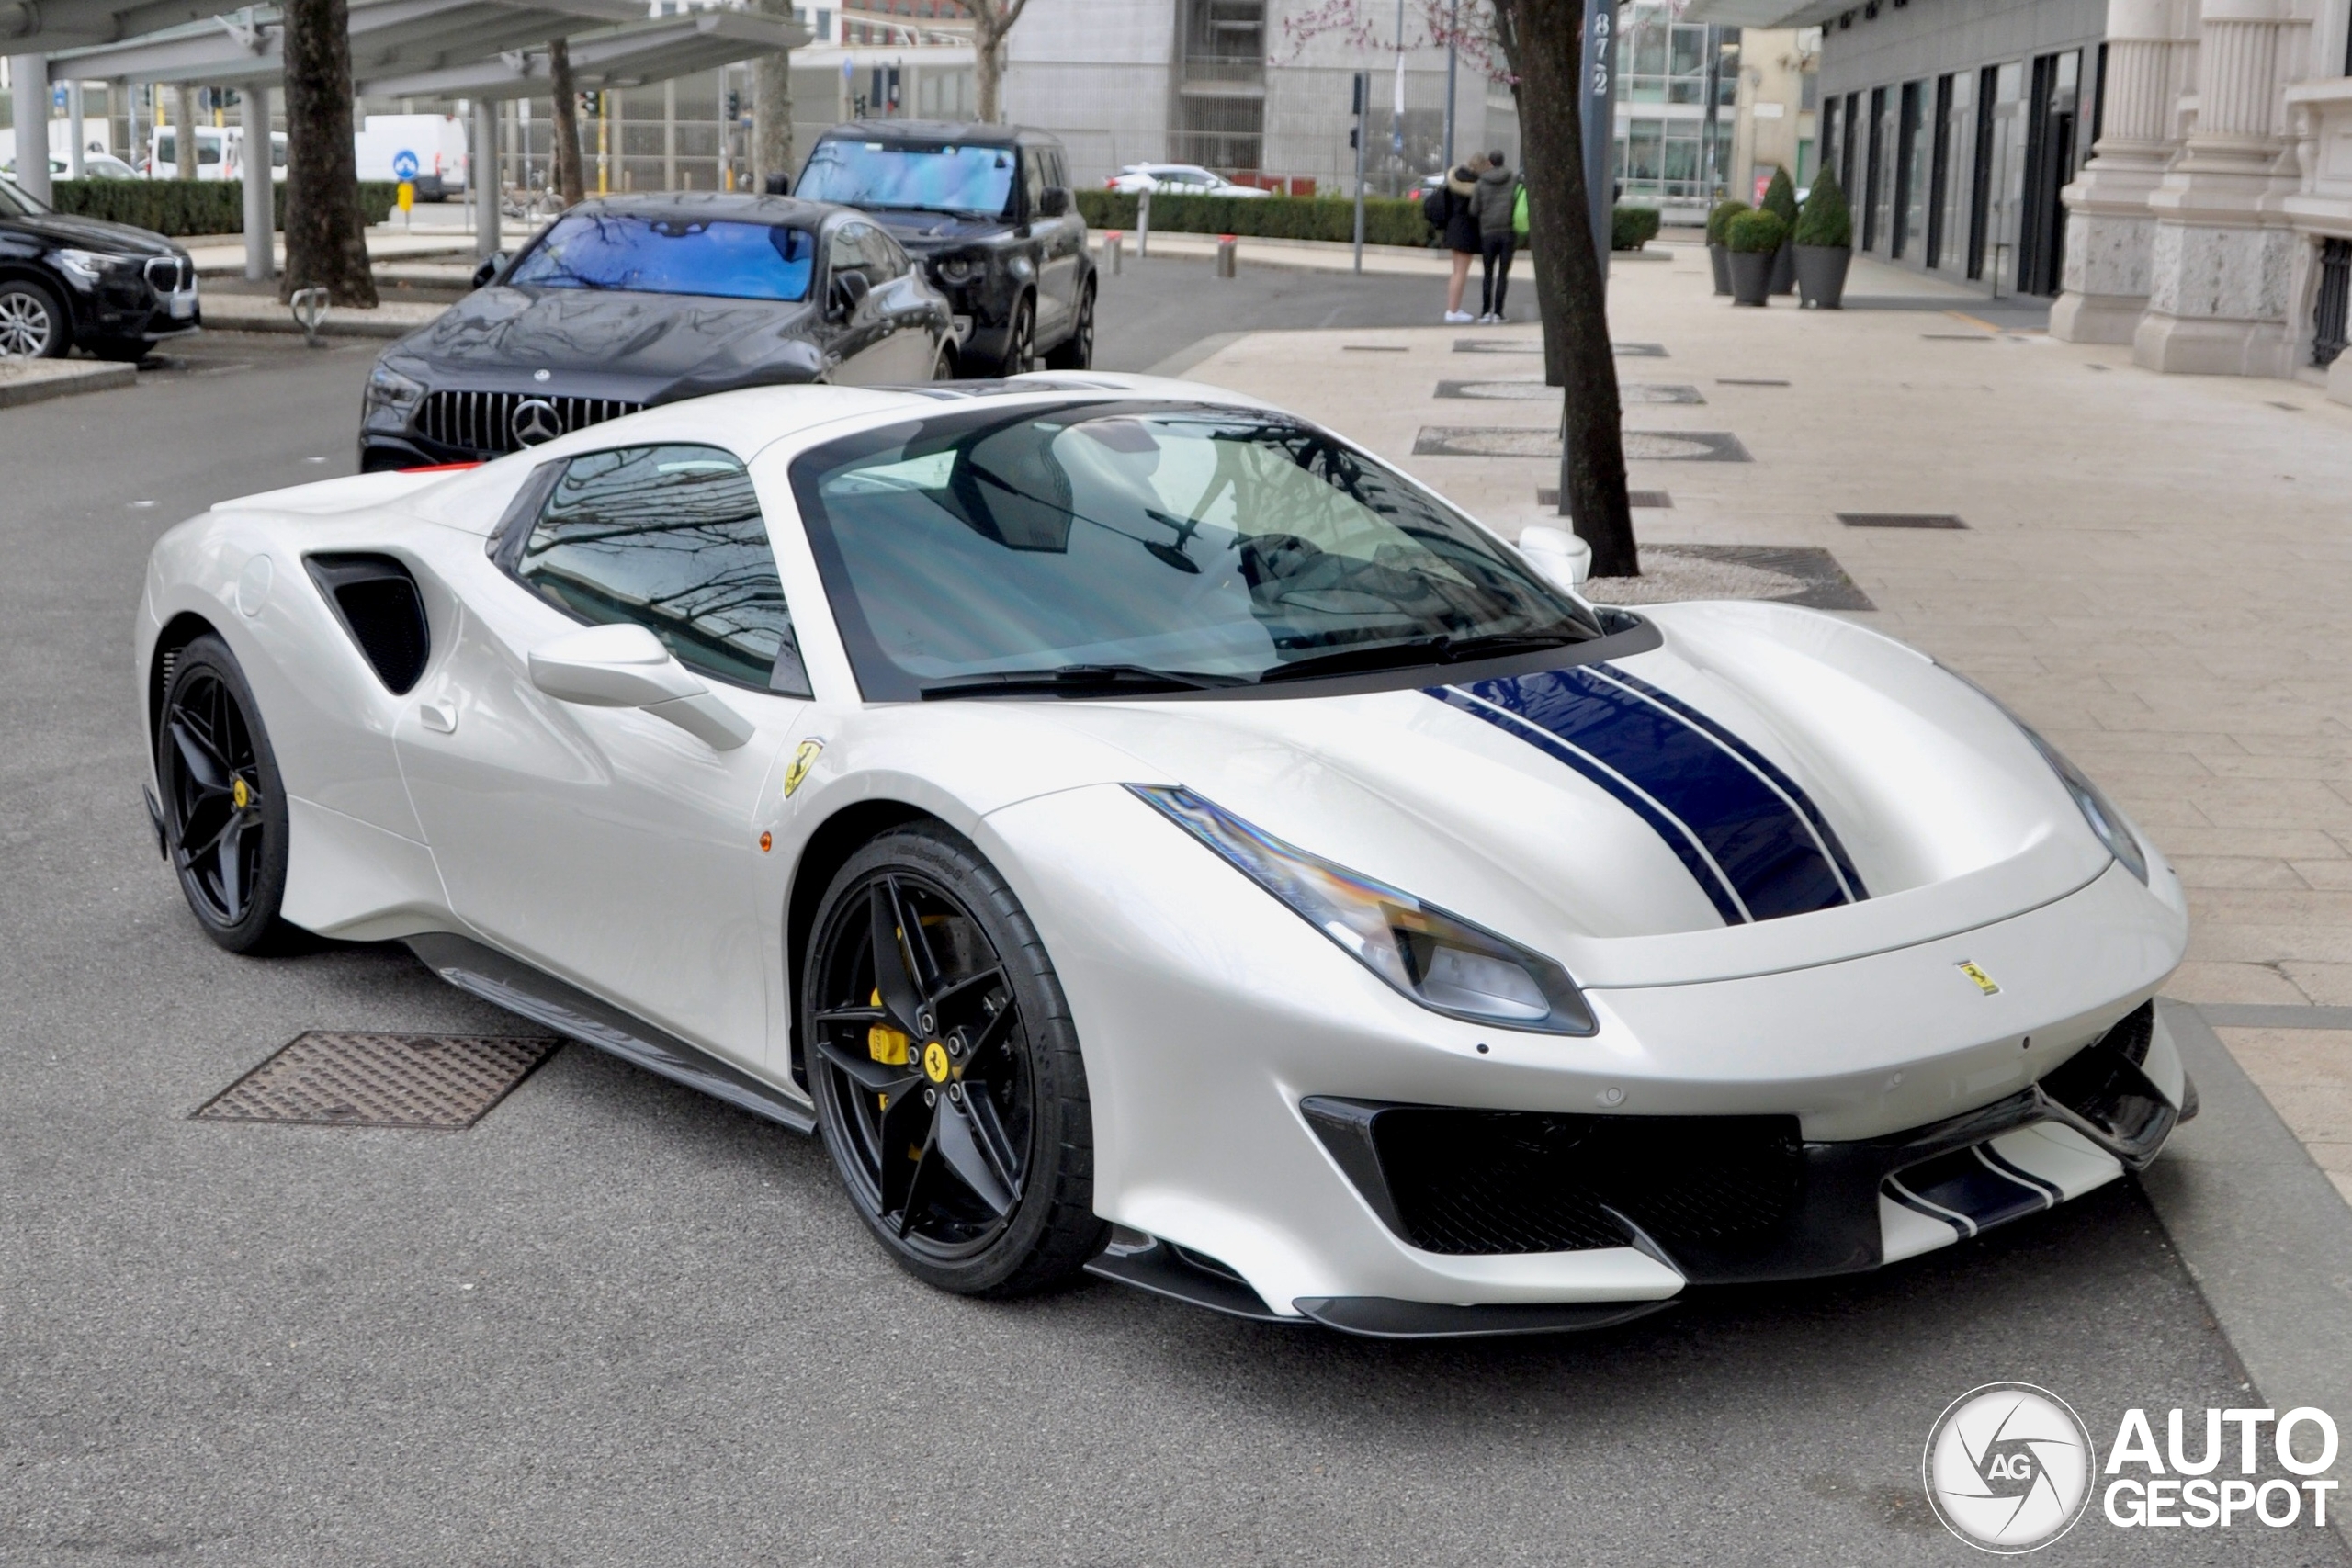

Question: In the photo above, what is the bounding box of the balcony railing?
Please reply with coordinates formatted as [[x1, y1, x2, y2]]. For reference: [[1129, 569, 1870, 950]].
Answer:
[[1181, 53, 1265, 86]]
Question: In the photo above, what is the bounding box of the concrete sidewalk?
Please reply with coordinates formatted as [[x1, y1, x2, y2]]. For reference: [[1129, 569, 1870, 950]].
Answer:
[[183, 226, 477, 278], [1182, 250, 2352, 1213]]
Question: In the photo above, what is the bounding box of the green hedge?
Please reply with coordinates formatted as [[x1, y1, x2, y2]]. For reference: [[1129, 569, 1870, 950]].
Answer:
[[1611, 206, 1661, 250], [43, 179, 401, 237], [1075, 188, 1431, 248]]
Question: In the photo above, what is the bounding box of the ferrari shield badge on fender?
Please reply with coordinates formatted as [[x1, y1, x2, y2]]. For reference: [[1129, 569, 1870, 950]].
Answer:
[[1957, 960, 2000, 995], [784, 738, 824, 798]]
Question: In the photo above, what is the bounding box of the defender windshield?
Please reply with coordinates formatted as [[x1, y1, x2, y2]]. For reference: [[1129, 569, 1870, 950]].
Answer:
[[792, 402, 1603, 701], [505, 212, 817, 301], [796, 139, 1017, 218]]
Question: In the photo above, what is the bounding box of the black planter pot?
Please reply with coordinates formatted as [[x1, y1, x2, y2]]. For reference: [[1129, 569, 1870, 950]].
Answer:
[[1795, 243, 1852, 309], [1727, 249, 1772, 306], [1769, 240, 1797, 295], [1708, 243, 1730, 296]]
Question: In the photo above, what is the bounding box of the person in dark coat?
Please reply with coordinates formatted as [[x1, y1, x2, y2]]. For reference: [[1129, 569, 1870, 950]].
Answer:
[[1438, 164, 1483, 322], [1471, 151, 1521, 322]]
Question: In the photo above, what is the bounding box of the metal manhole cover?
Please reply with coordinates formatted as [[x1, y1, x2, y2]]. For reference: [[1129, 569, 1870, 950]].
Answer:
[[1438, 380, 1702, 404], [1837, 512, 1968, 529], [194, 1032, 560, 1129], [1537, 489, 1671, 508], [1452, 339, 1667, 357], [1413, 427, 1750, 462]]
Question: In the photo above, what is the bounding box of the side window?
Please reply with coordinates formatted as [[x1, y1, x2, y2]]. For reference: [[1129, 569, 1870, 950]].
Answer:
[[871, 230, 910, 281], [831, 222, 877, 279], [512, 444, 811, 698], [1020, 149, 1046, 217]]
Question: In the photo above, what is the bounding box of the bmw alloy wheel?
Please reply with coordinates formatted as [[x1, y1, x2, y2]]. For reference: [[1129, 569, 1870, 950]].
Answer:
[[0, 281, 63, 358]]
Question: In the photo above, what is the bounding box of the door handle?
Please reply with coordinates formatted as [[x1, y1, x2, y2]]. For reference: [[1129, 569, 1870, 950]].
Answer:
[[419, 698, 458, 734]]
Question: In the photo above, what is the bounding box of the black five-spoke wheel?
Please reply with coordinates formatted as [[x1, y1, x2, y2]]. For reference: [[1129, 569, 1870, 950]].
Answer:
[[158, 635, 291, 952], [805, 825, 1104, 1294]]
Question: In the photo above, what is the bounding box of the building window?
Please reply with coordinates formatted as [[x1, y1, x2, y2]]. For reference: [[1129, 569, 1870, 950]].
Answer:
[[2313, 239, 2352, 367], [1622, 6, 1716, 106], [1613, 114, 1731, 205]]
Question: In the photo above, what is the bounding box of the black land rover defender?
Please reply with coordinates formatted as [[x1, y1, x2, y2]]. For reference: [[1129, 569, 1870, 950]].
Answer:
[[794, 120, 1094, 377]]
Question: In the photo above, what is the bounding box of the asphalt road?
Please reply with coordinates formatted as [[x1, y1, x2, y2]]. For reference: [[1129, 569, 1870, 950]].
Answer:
[[1, 284, 2345, 1568]]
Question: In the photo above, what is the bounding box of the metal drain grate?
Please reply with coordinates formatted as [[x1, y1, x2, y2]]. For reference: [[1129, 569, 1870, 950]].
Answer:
[[194, 1032, 560, 1129], [1717, 378, 1790, 387], [1537, 489, 1671, 508], [1837, 512, 1967, 529]]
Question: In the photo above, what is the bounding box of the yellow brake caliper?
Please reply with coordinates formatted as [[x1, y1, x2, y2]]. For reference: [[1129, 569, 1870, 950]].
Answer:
[[867, 988, 910, 1112]]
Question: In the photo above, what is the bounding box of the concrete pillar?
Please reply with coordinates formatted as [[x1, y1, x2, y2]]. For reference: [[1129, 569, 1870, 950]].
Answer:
[[2052, 0, 2192, 344], [2132, 0, 2301, 375], [175, 83, 196, 179], [473, 97, 501, 257], [241, 84, 273, 281], [66, 79, 84, 178], [662, 77, 676, 189], [8, 53, 51, 204]]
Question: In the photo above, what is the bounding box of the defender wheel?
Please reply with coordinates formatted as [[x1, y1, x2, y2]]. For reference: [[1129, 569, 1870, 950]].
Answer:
[[804, 824, 1106, 1296], [157, 635, 295, 953], [997, 296, 1035, 377], [1044, 280, 1094, 370]]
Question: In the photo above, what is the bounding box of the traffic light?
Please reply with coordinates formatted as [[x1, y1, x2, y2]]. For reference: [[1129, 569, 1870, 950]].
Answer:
[[725, 89, 741, 120], [581, 90, 602, 116]]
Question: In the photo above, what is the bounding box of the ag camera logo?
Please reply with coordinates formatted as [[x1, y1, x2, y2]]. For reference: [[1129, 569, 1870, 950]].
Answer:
[[1923, 1382, 2095, 1553]]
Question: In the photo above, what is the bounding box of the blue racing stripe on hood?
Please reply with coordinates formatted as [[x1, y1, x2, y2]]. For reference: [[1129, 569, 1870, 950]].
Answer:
[[1445, 667, 1853, 920]]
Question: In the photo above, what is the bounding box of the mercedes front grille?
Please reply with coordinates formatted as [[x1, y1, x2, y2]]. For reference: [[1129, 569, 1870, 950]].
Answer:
[[415, 390, 644, 456]]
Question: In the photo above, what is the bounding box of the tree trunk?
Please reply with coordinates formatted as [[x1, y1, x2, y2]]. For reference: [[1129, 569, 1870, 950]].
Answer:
[[752, 0, 793, 188], [975, 20, 1005, 123], [279, 0, 378, 306], [1499, 0, 1635, 577], [548, 40, 585, 207], [175, 85, 198, 180]]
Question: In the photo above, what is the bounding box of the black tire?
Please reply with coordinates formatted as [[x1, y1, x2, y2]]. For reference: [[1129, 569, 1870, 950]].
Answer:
[[0, 277, 69, 359], [931, 338, 956, 381], [1044, 279, 1095, 370], [994, 295, 1035, 377], [803, 823, 1105, 1296], [156, 635, 296, 953]]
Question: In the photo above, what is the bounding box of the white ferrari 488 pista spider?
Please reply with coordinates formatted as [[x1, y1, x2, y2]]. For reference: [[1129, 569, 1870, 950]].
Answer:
[[137, 374, 2193, 1337]]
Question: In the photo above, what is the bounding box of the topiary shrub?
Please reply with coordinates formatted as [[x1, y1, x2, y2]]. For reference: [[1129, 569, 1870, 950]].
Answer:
[[1706, 198, 1748, 247], [1761, 166, 1798, 231], [1725, 209, 1787, 254], [1794, 165, 1852, 248], [1611, 205, 1662, 250]]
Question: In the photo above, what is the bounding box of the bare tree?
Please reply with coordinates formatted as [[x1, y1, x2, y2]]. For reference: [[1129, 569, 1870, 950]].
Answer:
[[279, 0, 378, 307], [1280, 0, 1635, 575], [548, 39, 586, 206], [752, 0, 794, 186], [966, 0, 1035, 125]]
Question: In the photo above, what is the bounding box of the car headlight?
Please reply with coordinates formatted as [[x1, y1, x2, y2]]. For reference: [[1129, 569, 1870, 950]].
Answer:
[[1008, 254, 1035, 282], [53, 248, 129, 290], [1942, 666, 2150, 885], [1130, 785, 1597, 1035], [932, 252, 981, 286], [366, 363, 426, 414]]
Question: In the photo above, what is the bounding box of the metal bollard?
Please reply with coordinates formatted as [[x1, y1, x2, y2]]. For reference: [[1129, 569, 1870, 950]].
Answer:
[[1102, 231, 1123, 276], [289, 287, 331, 347], [1215, 234, 1238, 278], [1136, 190, 1150, 257]]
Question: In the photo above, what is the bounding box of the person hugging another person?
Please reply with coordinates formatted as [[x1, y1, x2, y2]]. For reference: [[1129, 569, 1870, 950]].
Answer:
[[1430, 162, 1485, 324], [1472, 152, 1521, 324]]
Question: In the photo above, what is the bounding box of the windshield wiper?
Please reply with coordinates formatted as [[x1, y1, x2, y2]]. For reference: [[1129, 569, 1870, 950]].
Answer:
[[920, 663, 1245, 700], [1258, 630, 1589, 684]]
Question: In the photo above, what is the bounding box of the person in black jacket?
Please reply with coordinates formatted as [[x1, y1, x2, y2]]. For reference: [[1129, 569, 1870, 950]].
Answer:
[[1430, 164, 1483, 322], [1471, 152, 1521, 323]]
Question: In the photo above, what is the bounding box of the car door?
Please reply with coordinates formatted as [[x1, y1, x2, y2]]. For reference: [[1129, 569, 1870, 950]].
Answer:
[[820, 221, 898, 386], [866, 231, 942, 380], [392, 444, 814, 1070]]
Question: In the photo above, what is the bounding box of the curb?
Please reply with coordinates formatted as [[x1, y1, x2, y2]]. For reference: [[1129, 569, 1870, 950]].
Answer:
[[2141, 999, 2352, 1556], [196, 299, 444, 340], [0, 360, 138, 409]]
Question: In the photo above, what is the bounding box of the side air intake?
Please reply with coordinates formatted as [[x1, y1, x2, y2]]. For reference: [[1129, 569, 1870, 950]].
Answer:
[[305, 554, 430, 694]]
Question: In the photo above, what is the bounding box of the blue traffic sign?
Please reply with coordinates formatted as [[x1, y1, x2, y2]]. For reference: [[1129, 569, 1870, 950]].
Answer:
[[391, 149, 421, 179]]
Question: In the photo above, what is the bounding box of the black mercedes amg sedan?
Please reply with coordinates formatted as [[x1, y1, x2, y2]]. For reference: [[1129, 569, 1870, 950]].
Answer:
[[358, 193, 955, 472], [0, 176, 198, 362], [794, 121, 1093, 378]]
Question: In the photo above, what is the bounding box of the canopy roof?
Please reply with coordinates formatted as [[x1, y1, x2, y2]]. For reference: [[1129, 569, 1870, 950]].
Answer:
[[1678, 0, 1849, 25]]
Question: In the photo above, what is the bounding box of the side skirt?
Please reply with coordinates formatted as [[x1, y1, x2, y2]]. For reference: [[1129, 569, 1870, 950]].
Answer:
[[405, 931, 817, 1135]]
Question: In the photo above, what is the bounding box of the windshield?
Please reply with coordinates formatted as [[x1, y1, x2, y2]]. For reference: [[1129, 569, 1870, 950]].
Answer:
[[504, 212, 817, 301], [792, 401, 1603, 700], [796, 139, 1017, 217]]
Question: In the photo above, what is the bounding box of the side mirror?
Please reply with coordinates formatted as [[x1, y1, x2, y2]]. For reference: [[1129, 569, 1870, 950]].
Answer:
[[763, 171, 790, 196], [1516, 525, 1592, 592], [828, 267, 872, 319], [471, 251, 511, 289], [1037, 185, 1071, 218], [526, 623, 752, 750]]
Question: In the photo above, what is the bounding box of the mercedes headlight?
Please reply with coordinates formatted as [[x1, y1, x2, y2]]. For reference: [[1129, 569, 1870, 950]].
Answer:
[[1943, 666, 2150, 885], [1130, 785, 1597, 1035], [365, 363, 426, 414], [53, 248, 127, 290]]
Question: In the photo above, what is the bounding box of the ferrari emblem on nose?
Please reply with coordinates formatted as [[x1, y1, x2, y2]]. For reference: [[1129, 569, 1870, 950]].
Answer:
[[1957, 960, 2000, 995]]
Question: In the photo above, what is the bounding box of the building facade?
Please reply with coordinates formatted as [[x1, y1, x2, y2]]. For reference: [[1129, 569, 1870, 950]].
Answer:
[[1612, 4, 1823, 221]]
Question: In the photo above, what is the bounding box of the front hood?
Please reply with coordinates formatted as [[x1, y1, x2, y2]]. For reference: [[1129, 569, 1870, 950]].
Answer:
[[1020, 603, 2132, 989], [863, 210, 1012, 250], [9, 213, 181, 256], [389, 286, 828, 402]]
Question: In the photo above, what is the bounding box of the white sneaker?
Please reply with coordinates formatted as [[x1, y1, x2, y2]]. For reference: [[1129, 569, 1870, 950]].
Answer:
[[1476, 311, 1499, 324], [1443, 310, 1474, 324]]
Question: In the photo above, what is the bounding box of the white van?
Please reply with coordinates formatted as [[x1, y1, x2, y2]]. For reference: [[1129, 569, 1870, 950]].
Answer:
[[144, 126, 287, 180]]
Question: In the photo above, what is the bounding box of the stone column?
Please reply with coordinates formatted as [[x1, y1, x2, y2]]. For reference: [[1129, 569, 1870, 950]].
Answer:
[[8, 53, 51, 204], [473, 96, 501, 258], [2052, 0, 2189, 343], [2133, 0, 2301, 375]]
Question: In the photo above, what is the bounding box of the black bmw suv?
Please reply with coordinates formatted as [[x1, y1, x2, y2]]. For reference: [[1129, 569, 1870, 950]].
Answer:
[[0, 176, 198, 361], [795, 121, 1093, 376]]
